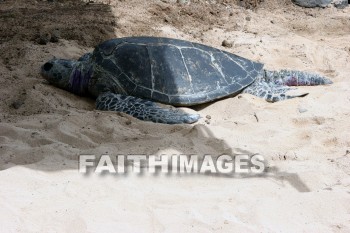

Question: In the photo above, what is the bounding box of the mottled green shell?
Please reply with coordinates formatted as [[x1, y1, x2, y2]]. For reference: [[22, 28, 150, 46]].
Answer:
[[91, 37, 264, 106]]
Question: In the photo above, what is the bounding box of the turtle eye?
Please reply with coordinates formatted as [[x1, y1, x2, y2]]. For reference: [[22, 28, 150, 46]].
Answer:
[[43, 62, 53, 71]]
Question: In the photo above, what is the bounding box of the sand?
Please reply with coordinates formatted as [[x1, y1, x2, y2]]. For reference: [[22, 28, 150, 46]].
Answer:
[[0, 0, 349, 232]]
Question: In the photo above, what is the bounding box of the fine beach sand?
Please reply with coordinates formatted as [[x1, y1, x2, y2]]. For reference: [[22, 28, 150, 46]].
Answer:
[[0, 0, 350, 232]]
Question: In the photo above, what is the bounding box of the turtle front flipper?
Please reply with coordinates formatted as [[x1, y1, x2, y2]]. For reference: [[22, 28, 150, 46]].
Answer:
[[96, 92, 200, 124]]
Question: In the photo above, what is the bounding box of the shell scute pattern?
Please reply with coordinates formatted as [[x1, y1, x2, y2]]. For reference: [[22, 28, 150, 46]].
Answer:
[[147, 45, 191, 95], [93, 37, 264, 106]]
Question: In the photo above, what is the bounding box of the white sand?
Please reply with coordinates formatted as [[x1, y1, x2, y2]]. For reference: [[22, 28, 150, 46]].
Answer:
[[0, 1, 349, 232]]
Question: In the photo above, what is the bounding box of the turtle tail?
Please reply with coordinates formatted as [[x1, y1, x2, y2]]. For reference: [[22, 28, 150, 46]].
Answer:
[[96, 92, 200, 124]]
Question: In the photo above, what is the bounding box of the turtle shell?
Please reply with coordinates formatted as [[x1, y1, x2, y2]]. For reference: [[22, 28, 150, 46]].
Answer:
[[91, 37, 264, 106]]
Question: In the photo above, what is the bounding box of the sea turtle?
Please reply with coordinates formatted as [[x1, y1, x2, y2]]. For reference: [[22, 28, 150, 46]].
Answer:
[[41, 37, 332, 124]]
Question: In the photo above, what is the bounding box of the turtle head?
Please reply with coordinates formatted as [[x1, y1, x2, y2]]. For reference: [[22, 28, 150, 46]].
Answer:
[[41, 58, 77, 90]]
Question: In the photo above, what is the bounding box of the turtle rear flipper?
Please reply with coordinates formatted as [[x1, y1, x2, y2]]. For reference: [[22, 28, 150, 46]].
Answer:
[[243, 69, 332, 102], [96, 92, 200, 124], [242, 81, 308, 102], [263, 70, 333, 86]]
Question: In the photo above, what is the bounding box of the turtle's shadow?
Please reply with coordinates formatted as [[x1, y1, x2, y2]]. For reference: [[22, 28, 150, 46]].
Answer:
[[191, 93, 240, 111], [0, 115, 310, 193], [102, 123, 309, 193], [174, 124, 311, 193]]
